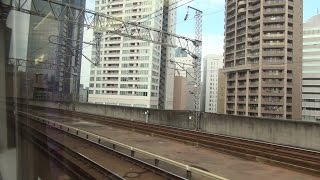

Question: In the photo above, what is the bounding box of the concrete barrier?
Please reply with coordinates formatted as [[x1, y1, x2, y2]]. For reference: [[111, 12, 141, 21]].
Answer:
[[21, 100, 320, 151]]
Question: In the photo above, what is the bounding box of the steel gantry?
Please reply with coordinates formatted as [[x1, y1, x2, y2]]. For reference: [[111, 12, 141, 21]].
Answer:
[[185, 6, 202, 130], [2, 0, 201, 63], [2, 0, 202, 127]]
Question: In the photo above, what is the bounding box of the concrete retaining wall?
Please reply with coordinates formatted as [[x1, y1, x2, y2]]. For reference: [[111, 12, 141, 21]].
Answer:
[[24, 100, 320, 151]]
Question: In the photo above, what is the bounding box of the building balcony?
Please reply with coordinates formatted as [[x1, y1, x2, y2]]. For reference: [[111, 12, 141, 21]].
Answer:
[[249, 83, 259, 87], [249, 90, 259, 95], [263, 9, 285, 15], [103, 85, 119, 89], [249, 73, 259, 79], [236, 31, 246, 38], [262, 82, 284, 88], [249, 100, 259, 104], [238, 98, 247, 103], [226, 42, 235, 48], [227, 84, 236, 89], [248, 4, 260, 12], [264, 0, 286, 6], [238, 83, 247, 88], [247, 44, 260, 50], [262, 73, 284, 79], [238, 0, 246, 6], [248, 0, 260, 4], [248, 108, 258, 113], [109, 4, 123, 10], [247, 37, 260, 44], [263, 25, 285, 31], [237, 107, 246, 112], [227, 99, 235, 103], [227, 6, 236, 13], [227, 12, 236, 20], [227, 76, 236, 81], [236, 47, 245, 52], [227, 28, 236, 33], [226, 50, 235, 55], [236, 54, 245, 59], [238, 75, 247, 80], [262, 51, 285, 57], [225, 57, 235, 62], [104, 80, 119, 83], [238, 91, 246, 95], [238, 8, 246, 14], [102, 92, 118, 95], [223, 64, 252, 72], [227, 92, 236, 96], [263, 17, 285, 23], [227, 20, 236, 27], [237, 15, 246, 22], [248, 28, 261, 35], [227, 107, 235, 112], [105, 65, 120, 68], [261, 108, 284, 114], [227, 0, 236, 5], [263, 34, 285, 40], [263, 42, 285, 48], [261, 90, 284, 97], [261, 99, 284, 105], [248, 12, 260, 20]]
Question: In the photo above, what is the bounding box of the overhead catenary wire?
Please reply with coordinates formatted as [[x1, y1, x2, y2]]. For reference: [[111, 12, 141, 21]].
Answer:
[[82, 0, 186, 48], [93, 0, 194, 47]]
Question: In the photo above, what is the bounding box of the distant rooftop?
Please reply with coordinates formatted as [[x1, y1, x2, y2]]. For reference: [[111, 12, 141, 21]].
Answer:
[[304, 14, 320, 27]]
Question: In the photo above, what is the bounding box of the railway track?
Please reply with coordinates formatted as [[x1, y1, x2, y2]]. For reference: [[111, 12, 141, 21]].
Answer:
[[23, 106, 320, 176], [17, 111, 189, 180], [18, 119, 124, 180]]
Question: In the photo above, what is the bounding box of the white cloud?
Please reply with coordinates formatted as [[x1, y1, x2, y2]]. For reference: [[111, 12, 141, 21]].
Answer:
[[201, 33, 224, 56], [178, 31, 224, 57]]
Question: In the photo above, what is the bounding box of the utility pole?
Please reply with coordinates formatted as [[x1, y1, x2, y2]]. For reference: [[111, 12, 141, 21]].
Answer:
[[185, 6, 203, 130]]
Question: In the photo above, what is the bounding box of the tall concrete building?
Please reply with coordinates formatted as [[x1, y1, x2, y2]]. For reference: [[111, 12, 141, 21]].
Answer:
[[173, 56, 193, 77], [223, 0, 302, 119], [88, 0, 177, 109], [302, 14, 320, 122], [204, 55, 223, 113], [26, 0, 86, 102]]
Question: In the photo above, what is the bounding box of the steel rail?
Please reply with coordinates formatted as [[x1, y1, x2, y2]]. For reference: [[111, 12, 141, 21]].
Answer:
[[43, 108, 320, 175], [18, 117, 124, 180], [18, 111, 226, 180]]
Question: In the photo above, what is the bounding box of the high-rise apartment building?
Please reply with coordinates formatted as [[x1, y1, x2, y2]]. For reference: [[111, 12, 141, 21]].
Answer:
[[223, 0, 302, 119], [302, 14, 320, 122], [204, 55, 223, 113], [88, 0, 176, 109]]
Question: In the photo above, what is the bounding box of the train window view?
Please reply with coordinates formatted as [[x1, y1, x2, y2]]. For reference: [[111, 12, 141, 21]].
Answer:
[[1, 0, 320, 179]]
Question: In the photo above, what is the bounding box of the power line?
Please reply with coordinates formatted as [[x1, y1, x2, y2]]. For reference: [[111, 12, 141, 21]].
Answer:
[[83, 0, 115, 33], [81, 0, 171, 49], [95, 0, 193, 47], [171, 9, 224, 28]]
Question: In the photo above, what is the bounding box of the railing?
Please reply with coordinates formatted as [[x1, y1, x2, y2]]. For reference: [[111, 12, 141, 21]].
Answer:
[[18, 111, 228, 180]]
